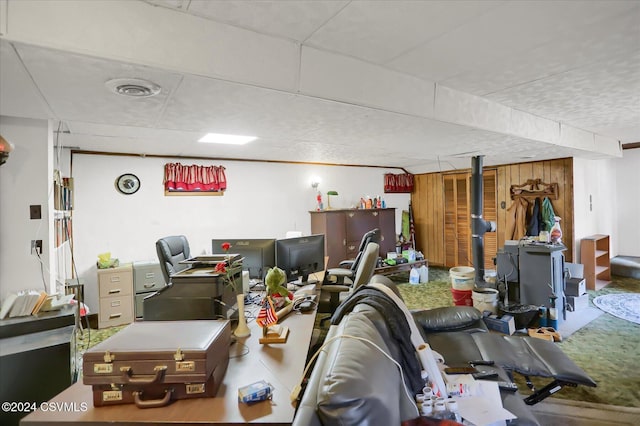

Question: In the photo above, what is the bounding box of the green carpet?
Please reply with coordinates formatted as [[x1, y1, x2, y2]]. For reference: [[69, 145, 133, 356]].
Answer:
[[396, 267, 640, 408]]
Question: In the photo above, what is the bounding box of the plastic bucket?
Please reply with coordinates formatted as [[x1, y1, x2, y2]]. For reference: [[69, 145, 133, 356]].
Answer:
[[472, 288, 499, 314], [451, 288, 473, 306], [449, 266, 475, 290]]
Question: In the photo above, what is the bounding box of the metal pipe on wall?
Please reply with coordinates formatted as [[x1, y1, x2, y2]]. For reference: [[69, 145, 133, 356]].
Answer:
[[471, 156, 496, 285]]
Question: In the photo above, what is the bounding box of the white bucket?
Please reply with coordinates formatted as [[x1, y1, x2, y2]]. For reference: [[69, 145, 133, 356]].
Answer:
[[472, 288, 499, 314], [449, 266, 475, 290]]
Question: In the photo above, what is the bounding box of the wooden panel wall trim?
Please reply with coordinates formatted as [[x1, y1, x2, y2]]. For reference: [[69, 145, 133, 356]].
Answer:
[[412, 158, 574, 267]]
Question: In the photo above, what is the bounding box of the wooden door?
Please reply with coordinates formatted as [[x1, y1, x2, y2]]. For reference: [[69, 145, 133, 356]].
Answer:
[[444, 171, 496, 268], [444, 173, 471, 267]]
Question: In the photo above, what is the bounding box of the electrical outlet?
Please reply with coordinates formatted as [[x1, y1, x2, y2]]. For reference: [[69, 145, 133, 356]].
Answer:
[[31, 239, 43, 255]]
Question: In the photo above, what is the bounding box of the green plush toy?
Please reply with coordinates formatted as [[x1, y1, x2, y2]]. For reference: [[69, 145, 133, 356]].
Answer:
[[264, 267, 290, 299]]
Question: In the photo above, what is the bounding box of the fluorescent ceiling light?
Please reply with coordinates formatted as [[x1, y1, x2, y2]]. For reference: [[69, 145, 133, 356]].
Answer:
[[198, 133, 257, 145]]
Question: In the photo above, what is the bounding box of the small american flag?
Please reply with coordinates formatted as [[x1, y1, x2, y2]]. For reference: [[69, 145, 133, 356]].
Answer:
[[256, 296, 278, 328]]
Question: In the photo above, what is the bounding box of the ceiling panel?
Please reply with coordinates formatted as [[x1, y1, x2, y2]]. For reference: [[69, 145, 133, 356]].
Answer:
[[306, 0, 504, 65], [2, 0, 637, 173], [183, 0, 348, 42], [0, 40, 53, 119], [15, 44, 184, 127]]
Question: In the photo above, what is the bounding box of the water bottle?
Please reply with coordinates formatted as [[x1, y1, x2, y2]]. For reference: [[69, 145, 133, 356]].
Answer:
[[409, 267, 420, 284]]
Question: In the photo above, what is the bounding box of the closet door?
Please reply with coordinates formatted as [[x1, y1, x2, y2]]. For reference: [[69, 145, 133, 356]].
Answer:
[[444, 170, 497, 269], [444, 173, 471, 267], [483, 170, 497, 270]]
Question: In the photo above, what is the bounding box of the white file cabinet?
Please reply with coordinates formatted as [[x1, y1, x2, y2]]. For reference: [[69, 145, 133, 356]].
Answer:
[[97, 264, 133, 329]]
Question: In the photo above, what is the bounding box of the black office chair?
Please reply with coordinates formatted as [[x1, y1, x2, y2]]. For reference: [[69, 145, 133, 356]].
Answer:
[[323, 228, 380, 285], [156, 235, 191, 285]]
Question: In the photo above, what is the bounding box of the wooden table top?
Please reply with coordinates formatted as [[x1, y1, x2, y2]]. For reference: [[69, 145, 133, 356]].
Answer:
[[21, 300, 318, 426]]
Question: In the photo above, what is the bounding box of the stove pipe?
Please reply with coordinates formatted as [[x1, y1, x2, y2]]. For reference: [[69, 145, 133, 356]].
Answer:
[[471, 156, 496, 286]]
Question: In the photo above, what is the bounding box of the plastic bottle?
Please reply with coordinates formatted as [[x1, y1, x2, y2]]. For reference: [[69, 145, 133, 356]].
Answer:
[[550, 216, 563, 244], [409, 267, 420, 284], [381, 197, 386, 208], [419, 265, 429, 283]]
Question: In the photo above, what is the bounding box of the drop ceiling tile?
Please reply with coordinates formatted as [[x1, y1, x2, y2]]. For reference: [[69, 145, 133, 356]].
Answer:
[[185, 0, 348, 42], [388, 1, 637, 82], [486, 51, 640, 136], [15, 44, 183, 127], [306, 0, 503, 65], [0, 41, 53, 119]]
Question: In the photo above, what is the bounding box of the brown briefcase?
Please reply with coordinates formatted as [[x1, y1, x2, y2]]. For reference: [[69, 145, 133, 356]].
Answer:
[[91, 361, 227, 407], [83, 320, 230, 406]]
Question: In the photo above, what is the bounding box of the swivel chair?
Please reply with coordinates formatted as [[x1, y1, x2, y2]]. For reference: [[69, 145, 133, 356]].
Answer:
[[156, 235, 191, 285], [319, 241, 380, 314], [323, 228, 380, 285]]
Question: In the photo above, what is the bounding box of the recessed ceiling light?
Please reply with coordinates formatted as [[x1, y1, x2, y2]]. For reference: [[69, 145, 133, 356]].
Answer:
[[105, 78, 161, 97], [198, 133, 257, 145]]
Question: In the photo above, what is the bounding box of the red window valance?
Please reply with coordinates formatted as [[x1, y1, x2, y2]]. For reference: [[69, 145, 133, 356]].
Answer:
[[384, 173, 414, 193], [163, 163, 227, 192]]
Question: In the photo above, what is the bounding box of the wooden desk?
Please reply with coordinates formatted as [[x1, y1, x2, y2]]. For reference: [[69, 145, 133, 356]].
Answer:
[[21, 303, 318, 426], [373, 259, 428, 277]]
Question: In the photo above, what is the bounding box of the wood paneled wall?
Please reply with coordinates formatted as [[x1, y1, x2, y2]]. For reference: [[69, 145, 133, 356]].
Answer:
[[412, 158, 574, 267]]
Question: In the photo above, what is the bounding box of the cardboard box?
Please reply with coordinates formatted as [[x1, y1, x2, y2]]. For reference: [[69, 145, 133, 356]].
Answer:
[[565, 278, 586, 297], [567, 293, 589, 311], [482, 313, 516, 335]]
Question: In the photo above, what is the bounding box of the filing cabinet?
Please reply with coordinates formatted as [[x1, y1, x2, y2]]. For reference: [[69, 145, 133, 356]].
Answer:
[[133, 261, 164, 318], [97, 264, 133, 329]]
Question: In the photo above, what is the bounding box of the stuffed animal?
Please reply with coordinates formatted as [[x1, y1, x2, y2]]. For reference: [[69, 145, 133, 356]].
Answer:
[[264, 267, 292, 309]]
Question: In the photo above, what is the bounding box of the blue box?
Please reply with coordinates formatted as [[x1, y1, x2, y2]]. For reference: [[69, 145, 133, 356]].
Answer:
[[482, 313, 516, 335], [238, 380, 273, 404]]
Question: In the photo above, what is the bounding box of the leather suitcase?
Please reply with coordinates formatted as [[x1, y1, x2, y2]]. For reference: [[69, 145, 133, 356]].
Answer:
[[91, 359, 227, 407], [83, 320, 230, 389]]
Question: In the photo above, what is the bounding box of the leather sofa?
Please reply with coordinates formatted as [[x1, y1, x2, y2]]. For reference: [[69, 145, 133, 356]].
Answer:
[[294, 277, 595, 425]]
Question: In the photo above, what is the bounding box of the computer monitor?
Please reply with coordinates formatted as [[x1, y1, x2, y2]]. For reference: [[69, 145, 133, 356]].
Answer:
[[276, 234, 325, 284], [212, 239, 276, 280]]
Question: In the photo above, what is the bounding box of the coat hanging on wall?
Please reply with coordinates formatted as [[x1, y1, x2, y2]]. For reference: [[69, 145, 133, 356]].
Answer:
[[163, 163, 227, 195]]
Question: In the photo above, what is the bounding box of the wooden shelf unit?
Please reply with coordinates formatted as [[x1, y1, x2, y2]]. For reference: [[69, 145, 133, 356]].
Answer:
[[580, 234, 611, 290]]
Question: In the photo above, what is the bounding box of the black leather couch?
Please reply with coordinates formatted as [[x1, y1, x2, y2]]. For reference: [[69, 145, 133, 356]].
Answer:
[[294, 277, 595, 425]]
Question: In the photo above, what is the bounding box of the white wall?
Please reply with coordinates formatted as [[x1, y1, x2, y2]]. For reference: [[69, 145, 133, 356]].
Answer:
[[573, 157, 619, 260], [0, 116, 52, 299], [71, 153, 410, 311], [615, 148, 640, 256]]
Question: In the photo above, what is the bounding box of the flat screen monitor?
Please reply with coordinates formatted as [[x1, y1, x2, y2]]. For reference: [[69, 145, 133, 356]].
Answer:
[[212, 239, 276, 280], [276, 234, 325, 284]]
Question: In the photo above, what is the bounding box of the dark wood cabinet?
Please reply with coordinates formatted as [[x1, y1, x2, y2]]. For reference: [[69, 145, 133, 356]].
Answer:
[[310, 208, 396, 268]]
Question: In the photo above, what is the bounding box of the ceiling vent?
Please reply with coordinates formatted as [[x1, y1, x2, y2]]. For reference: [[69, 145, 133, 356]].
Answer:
[[105, 78, 161, 97]]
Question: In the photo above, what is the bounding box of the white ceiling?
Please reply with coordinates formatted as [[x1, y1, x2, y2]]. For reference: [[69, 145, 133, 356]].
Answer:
[[0, 0, 638, 173]]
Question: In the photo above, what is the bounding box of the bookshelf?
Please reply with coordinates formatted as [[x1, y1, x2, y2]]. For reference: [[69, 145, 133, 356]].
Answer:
[[580, 234, 611, 290]]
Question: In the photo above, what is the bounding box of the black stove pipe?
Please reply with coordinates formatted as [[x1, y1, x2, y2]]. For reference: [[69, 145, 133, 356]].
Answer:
[[471, 156, 496, 286]]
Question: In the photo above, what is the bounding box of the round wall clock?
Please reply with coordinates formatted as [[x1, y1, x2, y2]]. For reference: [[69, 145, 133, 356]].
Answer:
[[115, 173, 140, 195]]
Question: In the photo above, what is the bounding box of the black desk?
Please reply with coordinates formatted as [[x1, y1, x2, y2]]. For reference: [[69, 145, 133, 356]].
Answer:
[[1, 308, 75, 426]]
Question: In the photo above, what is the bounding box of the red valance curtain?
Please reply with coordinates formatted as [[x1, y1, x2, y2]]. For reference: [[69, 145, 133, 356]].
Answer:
[[384, 173, 414, 193], [164, 163, 227, 192]]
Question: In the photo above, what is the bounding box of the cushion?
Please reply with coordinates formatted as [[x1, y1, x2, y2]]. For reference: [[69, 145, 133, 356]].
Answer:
[[315, 312, 418, 425], [412, 306, 483, 332]]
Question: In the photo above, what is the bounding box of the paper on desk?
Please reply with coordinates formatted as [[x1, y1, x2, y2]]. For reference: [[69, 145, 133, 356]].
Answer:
[[456, 381, 516, 426]]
